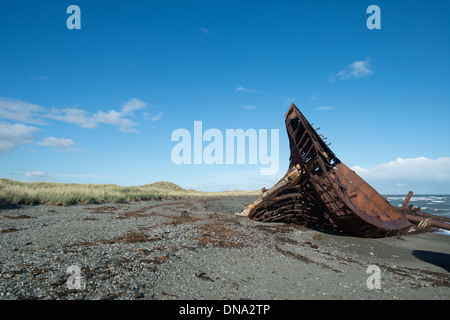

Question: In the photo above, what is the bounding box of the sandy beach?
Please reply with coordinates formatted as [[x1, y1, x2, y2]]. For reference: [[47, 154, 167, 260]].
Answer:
[[0, 195, 449, 300]]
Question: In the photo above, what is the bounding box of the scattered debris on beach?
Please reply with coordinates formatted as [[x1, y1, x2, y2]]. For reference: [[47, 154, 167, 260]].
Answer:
[[237, 104, 450, 238]]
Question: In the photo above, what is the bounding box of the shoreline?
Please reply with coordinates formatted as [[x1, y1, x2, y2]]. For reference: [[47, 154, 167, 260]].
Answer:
[[0, 196, 449, 300]]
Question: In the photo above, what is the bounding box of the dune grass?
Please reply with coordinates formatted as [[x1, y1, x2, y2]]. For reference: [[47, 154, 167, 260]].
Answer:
[[0, 178, 259, 207], [0, 179, 192, 206]]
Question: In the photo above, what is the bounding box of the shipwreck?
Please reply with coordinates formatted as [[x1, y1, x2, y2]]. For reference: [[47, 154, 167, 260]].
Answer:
[[237, 103, 450, 238]]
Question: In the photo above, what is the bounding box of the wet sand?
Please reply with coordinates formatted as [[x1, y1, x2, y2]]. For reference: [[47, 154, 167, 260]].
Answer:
[[0, 196, 449, 300]]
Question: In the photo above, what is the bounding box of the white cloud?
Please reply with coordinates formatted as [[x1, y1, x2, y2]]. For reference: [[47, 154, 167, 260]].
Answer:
[[150, 112, 163, 122], [38, 137, 75, 148], [0, 97, 153, 151], [329, 58, 374, 82], [44, 98, 149, 133], [92, 98, 150, 132], [0, 98, 47, 125], [317, 106, 334, 111], [93, 110, 138, 133], [121, 98, 147, 116], [143, 111, 163, 122], [241, 104, 257, 110], [36, 136, 84, 153], [351, 157, 450, 193], [283, 97, 297, 104], [200, 27, 211, 36], [0, 122, 40, 154], [47, 105, 139, 132], [43, 107, 99, 128], [29, 74, 52, 81], [25, 171, 47, 178], [0, 97, 151, 132], [235, 86, 262, 94]]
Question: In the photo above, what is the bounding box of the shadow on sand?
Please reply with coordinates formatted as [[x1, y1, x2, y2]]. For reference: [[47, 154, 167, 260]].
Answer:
[[412, 250, 450, 272]]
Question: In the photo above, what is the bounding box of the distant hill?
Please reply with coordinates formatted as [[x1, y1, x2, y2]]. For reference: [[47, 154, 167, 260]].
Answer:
[[142, 181, 187, 192]]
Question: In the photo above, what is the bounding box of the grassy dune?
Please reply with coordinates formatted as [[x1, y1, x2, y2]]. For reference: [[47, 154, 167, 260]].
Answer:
[[0, 179, 259, 206]]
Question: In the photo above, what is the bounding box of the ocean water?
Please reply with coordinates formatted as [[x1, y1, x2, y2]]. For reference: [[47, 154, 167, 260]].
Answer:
[[384, 195, 450, 236]]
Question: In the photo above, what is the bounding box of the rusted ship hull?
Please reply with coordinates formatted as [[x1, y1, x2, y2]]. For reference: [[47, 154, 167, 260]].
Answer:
[[239, 104, 448, 237]]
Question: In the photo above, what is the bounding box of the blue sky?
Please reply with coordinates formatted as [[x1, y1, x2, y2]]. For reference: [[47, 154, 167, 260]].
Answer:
[[1, 0, 449, 193]]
